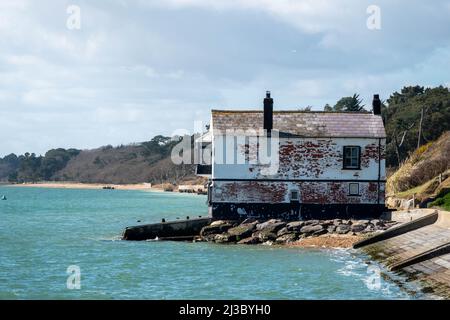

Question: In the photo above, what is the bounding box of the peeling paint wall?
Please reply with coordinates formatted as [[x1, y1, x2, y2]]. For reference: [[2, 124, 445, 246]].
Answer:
[[213, 136, 386, 180], [212, 180, 384, 205], [210, 135, 386, 206]]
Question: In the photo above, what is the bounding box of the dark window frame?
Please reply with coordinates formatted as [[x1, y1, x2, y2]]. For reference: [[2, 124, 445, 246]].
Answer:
[[342, 146, 361, 170], [290, 190, 299, 201], [348, 182, 360, 196]]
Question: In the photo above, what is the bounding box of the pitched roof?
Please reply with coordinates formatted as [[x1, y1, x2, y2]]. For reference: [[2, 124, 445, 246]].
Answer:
[[211, 110, 386, 138]]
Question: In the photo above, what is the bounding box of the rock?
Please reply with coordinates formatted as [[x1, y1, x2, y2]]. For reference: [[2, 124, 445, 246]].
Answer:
[[210, 220, 227, 226], [262, 240, 274, 246], [256, 219, 281, 229], [333, 219, 342, 226], [200, 222, 233, 237], [227, 223, 257, 241], [362, 225, 376, 233], [353, 219, 369, 225], [193, 236, 204, 242], [256, 220, 286, 233], [336, 224, 351, 234], [300, 224, 323, 235], [237, 236, 260, 245], [312, 228, 328, 236], [275, 233, 297, 244], [327, 225, 336, 233], [370, 219, 380, 226], [276, 227, 291, 237], [241, 218, 259, 225], [304, 220, 320, 226], [319, 220, 333, 227], [214, 233, 234, 243], [254, 229, 278, 242], [351, 223, 367, 233], [286, 221, 305, 231]]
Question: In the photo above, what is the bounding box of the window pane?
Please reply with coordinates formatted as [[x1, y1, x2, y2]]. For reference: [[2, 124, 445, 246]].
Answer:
[[349, 183, 359, 195]]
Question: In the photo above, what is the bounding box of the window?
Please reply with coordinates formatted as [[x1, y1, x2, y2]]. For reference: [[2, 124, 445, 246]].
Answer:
[[290, 190, 299, 201], [349, 183, 359, 196], [343, 146, 361, 169]]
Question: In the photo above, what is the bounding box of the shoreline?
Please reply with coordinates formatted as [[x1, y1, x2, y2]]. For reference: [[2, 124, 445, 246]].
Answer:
[[4, 182, 160, 191]]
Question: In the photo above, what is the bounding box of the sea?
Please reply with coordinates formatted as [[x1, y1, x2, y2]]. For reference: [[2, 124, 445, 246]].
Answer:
[[0, 186, 422, 299]]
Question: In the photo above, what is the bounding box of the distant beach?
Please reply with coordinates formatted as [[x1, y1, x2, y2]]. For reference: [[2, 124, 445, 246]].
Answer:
[[7, 182, 158, 191]]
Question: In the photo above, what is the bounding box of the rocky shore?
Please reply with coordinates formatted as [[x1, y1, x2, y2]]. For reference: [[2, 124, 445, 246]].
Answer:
[[196, 218, 399, 248]]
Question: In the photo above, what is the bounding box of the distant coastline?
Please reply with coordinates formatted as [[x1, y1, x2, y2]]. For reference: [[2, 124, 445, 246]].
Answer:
[[6, 181, 162, 191]]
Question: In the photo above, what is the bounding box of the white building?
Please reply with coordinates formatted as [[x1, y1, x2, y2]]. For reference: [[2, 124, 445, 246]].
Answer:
[[197, 92, 386, 220]]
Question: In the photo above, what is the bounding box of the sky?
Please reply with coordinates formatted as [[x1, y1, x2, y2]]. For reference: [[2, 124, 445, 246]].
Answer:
[[0, 0, 449, 156]]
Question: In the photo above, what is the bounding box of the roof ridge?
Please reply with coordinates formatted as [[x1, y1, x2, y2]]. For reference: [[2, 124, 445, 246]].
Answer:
[[211, 109, 374, 115]]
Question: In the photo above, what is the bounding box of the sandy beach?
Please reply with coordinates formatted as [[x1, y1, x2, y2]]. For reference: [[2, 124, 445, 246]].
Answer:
[[7, 181, 158, 191], [287, 234, 365, 249]]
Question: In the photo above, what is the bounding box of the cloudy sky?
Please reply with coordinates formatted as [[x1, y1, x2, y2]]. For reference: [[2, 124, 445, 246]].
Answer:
[[0, 0, 449, 156]]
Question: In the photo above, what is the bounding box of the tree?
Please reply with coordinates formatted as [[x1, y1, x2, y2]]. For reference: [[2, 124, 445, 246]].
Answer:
[[333, 94, 365, 112], [384, 85, 450, 167], [323, 104, 333, 111]]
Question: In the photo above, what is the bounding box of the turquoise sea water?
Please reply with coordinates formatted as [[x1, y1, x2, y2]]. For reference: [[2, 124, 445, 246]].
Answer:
[[0, 186, 418, 299]]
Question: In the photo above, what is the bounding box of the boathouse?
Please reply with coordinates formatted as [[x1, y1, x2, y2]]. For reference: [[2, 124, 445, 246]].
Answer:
[[196, 92, 386, 220]]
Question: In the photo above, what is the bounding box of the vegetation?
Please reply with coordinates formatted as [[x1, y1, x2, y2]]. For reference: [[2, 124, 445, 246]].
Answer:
[[0, 149, 81, 183], [429, 192, 450, 211], [387, 131, 449, 194], [0, 136, 196, 185], [382, 85, 450, 167], [322, 85, 449, 169], [324, 93, 365, 112]]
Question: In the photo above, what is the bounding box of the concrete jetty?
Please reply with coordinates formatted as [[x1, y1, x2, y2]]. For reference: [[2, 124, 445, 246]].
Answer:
[[122, 217, 212, 241], [354, 209, 450, 297]]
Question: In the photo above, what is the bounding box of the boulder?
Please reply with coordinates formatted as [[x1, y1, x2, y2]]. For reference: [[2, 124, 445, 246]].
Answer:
[[333, 219, 342, 226], [227, 223, 257, 241], [304, 220, 320, 226], [370, 219, 380, 226], [214, 233, 234, 243], [312, 228, 328, 236], [286, 221, 305, 231], [327, 225, 336, 233], [275, 233, 297, 244], [362, 225, 376, 233], [336, 224, 351, 234], [241, 218, 259, 225], [276, 227, 291, 237], [319, 220, 333, 227], [256, 220, 286, 233], [200, 222, 233, 237], [254, 230, 278, 242], [237, 236, 261, 245], [300, 224, 323, 235], [350, 223, 367, 233], [352, 219, 369, 225], [210, 220, 228, 227]]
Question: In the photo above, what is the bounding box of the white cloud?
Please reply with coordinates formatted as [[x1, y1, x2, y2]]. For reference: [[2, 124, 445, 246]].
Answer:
[[0, 0, 449, 155]]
